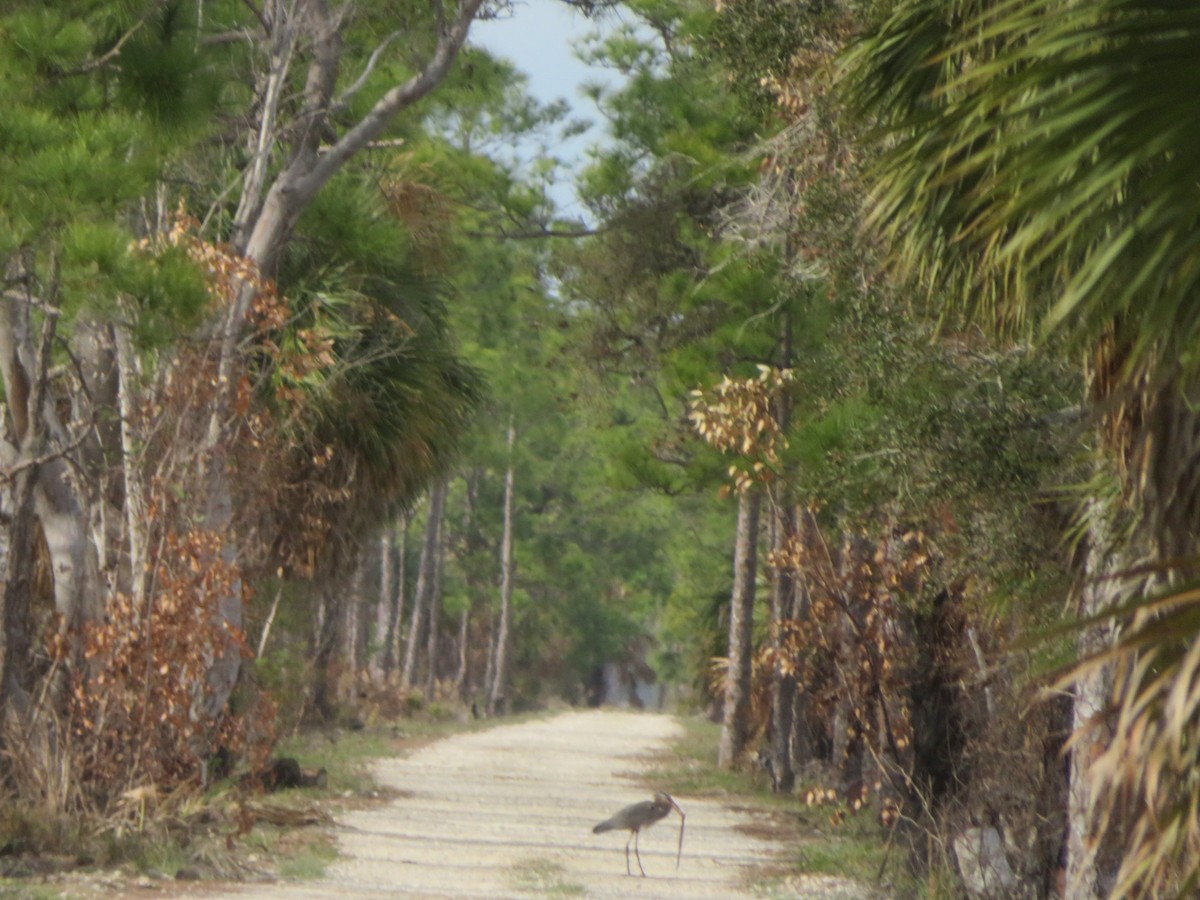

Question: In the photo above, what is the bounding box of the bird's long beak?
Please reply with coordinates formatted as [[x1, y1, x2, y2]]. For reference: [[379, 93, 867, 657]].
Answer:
[[665, 793, 685, 870]]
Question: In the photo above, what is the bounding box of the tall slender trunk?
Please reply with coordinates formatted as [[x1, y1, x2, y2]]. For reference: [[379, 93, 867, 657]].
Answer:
[[719, 488, 761, 769], [483, 611, 498, 712], [789, 581, 814, 769], [454, 608, 469, 699], [487, 418, 516, 717], [343, 556, 365, 675], [311, 585, 341, 722], [424, 491, 448, 702], [0, 288, 94, 631], [1064, 496, 1123, 900], [768, 500, 798, 792], [113, 325, 148, 608], [383, 514, 408, 677], [0, 290, 61, 720], [768, 322, 797, 791], [371, 529, 395, 679], [401, 479, 446, 692]]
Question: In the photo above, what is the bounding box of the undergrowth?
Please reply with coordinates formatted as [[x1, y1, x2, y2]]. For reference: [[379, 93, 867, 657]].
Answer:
[[643, 714, 914, 896]]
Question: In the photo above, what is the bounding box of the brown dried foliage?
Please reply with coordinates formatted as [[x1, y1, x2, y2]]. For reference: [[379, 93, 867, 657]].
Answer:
[[688, 366, 794, 493], [771, 516, 931, 819], [46, 207, 288, 810], [56, 530, 265, 809]]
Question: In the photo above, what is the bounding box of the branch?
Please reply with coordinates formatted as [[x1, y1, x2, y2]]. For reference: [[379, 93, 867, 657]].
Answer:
[[201, 30, 257, 47], [462, 225, 603, 240], [333, 31, 404, 109], [242, 0, 270, 32], [304, 0, 487, 192], [318, 137, 406, 154], [68, 14, 152, 75], [0, 427, 91, 487], [295, 0, 347, 159]]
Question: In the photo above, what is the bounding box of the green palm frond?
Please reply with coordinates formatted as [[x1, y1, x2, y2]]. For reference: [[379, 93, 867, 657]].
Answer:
[[845, 1, 1200, 370], [261, 277, 482, 577], [846, 4, 1200, 893], [240, 172, 484, 579]]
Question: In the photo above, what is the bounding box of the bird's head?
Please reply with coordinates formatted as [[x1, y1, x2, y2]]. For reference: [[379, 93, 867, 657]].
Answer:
[[655, 792, 684, 816]]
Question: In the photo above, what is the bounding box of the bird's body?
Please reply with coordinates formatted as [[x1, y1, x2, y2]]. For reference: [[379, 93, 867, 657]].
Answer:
[[592, 791, 684, 876], [592, 793, 674, 835]]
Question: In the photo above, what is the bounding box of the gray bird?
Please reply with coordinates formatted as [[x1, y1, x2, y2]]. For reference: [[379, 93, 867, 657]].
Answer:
[[592, 791, 685, 876]]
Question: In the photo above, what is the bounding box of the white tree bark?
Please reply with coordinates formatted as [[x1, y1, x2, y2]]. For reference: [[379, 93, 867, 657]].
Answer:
[[719, 488, 761, 769], [113, 324, 148, 608], [487, 418, 517, 716], [1063, 496, 1125, 899], [0, 289, 96, 630], [425, 486, 449, 702], [401, 479, 447, 692]]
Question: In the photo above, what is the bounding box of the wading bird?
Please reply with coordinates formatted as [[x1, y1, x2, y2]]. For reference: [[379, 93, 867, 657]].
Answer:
[[592, 791, 685, 876]]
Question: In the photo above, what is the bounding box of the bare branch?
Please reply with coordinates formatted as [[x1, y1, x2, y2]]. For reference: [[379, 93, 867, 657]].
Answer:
[[200, 30, 257, 47], [242, 0, 271, 31], [318, 137, 406, 154], [305, 0, 487, 192], [68, 9, 155, 75], [462, 225, 603, 240], [0, 427, 91, 487], [334, 30, 404, 109]]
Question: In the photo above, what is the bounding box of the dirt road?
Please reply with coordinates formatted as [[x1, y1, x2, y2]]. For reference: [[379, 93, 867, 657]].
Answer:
[[216, 709, 869, 898]]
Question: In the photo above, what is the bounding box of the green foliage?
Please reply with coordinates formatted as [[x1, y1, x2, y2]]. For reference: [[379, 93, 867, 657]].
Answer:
[[845, 1, 1200, 371], [0, 0, 243, 353], [242, 177, 485, 577]]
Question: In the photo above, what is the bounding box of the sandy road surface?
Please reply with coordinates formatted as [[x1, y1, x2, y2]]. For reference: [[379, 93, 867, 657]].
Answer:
[[198, 709, 868, 899]]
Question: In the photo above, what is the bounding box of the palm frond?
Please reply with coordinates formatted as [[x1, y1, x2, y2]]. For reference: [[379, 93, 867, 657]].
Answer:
[[1065, 572, 1200, 896], [845, 1, 1200, 370]]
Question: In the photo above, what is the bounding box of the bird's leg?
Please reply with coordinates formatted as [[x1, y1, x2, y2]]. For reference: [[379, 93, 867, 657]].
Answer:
[[634, 828, 646, 877], [624, 832, 633, 876]]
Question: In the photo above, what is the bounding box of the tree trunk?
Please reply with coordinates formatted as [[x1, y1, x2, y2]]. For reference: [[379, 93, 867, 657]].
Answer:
[[0, 468, 38, 717], [487, 418, 517, 717], [72, 317, 121, 593], [195, 0, 486, 723], [112, 324, 148, 607], [483, 611, 497, 713], [719, 488, 761, 769], [424, 484, 448, 703], [767, 321, 798, 790], [371, 528, 395, 680], [0, 292, 65, 722], [343, 556, 365, 676], [311, 585, 342, 722], [0, 290, 95, 631], [1064, 497, 1123, 900], [454, 608, 469, 699], [789, 573, 815, 769], [383, 514, 408, 677], [401, 479, 446, 692], [768, 500, 798, 792]]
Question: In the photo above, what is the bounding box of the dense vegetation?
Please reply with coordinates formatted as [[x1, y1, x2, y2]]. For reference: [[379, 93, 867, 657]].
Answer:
[[1, 1, 1198, 897]]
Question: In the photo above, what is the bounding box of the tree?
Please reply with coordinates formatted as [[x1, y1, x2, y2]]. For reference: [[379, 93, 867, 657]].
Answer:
[[717, 488, 760, 768], [487, 417, 516, 715], [402, 477, 449, 693], [846, 2, 1200, 894], [0, 0, 499, 804]]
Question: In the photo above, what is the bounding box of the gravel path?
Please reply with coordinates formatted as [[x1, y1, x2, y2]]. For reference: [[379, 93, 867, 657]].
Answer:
[[195, 709, 870, 899]]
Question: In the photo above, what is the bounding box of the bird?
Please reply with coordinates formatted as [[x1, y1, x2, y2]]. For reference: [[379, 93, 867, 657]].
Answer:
[[592, 791, 685, 876]]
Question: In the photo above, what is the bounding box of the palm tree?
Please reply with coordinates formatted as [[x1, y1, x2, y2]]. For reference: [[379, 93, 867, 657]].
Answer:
[[845, 2, 1200, 896]]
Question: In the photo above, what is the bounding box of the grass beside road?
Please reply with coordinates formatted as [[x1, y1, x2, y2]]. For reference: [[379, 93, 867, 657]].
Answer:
[[641, 714, 911, 898]]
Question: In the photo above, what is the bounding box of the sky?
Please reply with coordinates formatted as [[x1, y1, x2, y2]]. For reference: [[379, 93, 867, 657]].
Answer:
[[469, 1, 628, 219]]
